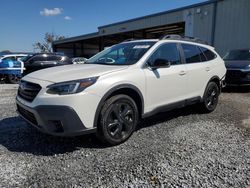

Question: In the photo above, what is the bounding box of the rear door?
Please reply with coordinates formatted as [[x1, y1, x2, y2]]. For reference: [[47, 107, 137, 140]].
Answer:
[[180, 43, 210, 98]]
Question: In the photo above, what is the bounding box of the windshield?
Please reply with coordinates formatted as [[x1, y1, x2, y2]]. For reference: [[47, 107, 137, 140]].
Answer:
[[224, 50, 250, 61], [86, 41, 156, 65]]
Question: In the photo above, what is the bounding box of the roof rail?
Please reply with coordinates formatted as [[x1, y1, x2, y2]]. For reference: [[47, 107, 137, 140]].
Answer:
[[123, 38, 136, 42], [160, 34, 182, 40], [160, 34, 209, 45]]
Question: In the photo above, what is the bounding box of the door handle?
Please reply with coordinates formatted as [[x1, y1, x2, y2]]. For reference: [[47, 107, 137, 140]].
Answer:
[[179, 71, 186, 76], [205, 67, 211, 71]]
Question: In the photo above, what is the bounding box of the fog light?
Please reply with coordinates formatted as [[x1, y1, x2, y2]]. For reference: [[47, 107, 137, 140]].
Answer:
[[49, 120, 64, 133]]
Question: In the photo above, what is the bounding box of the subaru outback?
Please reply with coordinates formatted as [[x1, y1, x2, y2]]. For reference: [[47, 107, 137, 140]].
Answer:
[[16, 35, 226, 145]]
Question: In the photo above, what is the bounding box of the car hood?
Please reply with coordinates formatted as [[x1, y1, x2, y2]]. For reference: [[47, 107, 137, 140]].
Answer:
[[25, 64, 128, 83], [224, 60, 250, 69]]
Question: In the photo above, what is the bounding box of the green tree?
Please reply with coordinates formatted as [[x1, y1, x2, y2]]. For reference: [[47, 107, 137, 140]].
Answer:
[[33, 32, 65, 53]]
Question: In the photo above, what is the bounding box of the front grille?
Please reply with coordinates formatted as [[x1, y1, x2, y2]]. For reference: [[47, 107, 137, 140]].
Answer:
[[18, 81, 41, 102], [17, 104, 38, 125]]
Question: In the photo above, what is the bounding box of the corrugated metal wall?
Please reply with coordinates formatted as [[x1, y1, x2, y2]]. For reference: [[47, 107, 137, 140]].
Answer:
[[191, 4, 215, 44], [55, 0, 249, 57], [99, 0, 250, 56], [99, 3, 215, 44], [214, 0, 250, 56], [98, 11, 184, 36]]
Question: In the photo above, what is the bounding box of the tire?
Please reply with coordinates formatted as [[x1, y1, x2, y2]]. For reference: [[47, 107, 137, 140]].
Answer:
[[7, 74, 20, 84], [199, 82, 220, 113], [96, 94, 139, 145]]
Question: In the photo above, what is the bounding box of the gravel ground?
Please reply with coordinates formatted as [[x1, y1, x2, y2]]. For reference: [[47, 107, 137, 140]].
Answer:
[[0, 84, 249, 187]]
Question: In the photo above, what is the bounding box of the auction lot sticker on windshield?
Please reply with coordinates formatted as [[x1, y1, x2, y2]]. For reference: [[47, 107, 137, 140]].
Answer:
[[133, 45, 151, 49]]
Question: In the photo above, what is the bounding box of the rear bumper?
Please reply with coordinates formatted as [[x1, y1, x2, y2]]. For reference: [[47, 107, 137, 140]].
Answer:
[[16, 99, 96, 136]]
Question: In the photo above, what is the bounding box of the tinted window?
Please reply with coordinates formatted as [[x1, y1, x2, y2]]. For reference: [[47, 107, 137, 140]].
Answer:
[[148, 43, 181, 66], [198, 48, 207, 62], [22, 55, 33, 63], [28, 55, 46, 64], [17, 56, 27, 61], [182, 44, 203, 63], [47, 55, 62, 61], [223, 50, 250, 61], [3, 56, 16, 61], [200, 47, 217, 61]]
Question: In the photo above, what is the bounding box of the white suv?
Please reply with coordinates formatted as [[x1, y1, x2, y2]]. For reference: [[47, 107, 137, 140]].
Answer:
[[16, 35, 226, 145]]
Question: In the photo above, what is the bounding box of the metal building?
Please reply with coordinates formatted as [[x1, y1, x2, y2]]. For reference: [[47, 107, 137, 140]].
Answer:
[[53, 0, 250, 57]]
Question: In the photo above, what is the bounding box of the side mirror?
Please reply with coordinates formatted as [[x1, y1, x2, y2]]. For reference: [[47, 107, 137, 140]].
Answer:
[[149, 59, 171, 70]]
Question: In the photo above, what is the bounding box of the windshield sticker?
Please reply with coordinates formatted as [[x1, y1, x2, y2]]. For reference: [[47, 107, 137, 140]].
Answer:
[[133, 45, 151, 49]]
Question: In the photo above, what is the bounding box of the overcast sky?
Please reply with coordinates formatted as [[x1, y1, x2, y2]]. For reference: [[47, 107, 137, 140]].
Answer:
[[0, 0, 206, 52]]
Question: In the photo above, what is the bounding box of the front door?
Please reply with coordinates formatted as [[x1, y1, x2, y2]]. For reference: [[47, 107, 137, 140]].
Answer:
[[143, 43, 188, 112]]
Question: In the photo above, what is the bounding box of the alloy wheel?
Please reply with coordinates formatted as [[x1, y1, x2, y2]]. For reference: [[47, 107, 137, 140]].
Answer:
[[106, 102, 135, 140], [205, 86, 218, 110]]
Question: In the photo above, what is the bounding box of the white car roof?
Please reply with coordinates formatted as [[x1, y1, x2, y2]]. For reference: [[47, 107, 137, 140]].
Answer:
[[1, 54, 28, 58], [122, 39, 213, 49]]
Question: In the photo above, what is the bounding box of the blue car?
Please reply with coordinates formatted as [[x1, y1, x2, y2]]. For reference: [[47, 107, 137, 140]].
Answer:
[[0, 54, 27, 83]]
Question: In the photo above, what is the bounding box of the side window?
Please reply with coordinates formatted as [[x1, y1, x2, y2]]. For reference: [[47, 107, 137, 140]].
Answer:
[[182, 44, 204, 64], [27, 55, 45, 64], [148, 43, 181, 66], [18, 56, 27, 61], [198, 48, 207, 62], [200, 47, 217, 61], [47, 55, 62, 61], [3, 56, 16, 61]]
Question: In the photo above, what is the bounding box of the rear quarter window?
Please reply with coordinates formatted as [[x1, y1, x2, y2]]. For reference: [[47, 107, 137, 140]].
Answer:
[[200, 47, 217, 61]]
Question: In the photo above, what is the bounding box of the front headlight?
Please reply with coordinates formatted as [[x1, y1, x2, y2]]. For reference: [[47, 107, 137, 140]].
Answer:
[[47, 77, 98, 95]]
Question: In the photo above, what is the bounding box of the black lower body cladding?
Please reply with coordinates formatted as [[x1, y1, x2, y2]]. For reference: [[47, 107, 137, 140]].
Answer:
[[16, 101, 96, 136]]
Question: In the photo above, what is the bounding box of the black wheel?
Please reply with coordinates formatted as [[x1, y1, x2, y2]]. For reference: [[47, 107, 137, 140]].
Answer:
[[7, 74, 20, 84], [200, 82, 219, 113], [97, 94, 138, 145]]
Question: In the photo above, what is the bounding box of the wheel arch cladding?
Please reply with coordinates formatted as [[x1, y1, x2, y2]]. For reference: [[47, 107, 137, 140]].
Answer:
[[210, 76, 220, 86], [203, 76, 221, 99], [93, 84, 144, 127]]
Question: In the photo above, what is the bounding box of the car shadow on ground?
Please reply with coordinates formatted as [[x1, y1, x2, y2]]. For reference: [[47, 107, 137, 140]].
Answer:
[[0, 106, 198, 156], [222, 86, 250, 93]]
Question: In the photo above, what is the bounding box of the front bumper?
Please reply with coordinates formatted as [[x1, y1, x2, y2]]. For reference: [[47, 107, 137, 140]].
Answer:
[[225, 69, 250, 86], [16, 99, 96, 136]]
